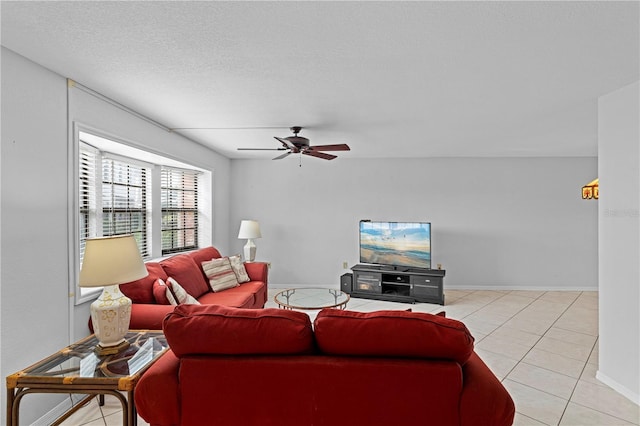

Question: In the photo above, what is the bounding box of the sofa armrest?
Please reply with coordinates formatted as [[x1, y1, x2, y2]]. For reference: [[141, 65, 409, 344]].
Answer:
[[128, 304, 175, 330], [135, 350, 180, 426], [244, 262, 268, 284], [88, 304, 176, 332], [459, 352, 515, 426]]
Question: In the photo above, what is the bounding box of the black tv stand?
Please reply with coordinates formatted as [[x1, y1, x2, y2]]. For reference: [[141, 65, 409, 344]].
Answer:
[[350, 264, 445, 305]]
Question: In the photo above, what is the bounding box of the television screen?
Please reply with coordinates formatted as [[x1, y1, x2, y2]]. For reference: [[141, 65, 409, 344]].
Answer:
[[359, 221, 431, 269]]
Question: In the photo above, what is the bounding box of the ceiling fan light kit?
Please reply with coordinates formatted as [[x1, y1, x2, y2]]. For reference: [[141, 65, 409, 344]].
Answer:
[[238, 126, 350, 163]]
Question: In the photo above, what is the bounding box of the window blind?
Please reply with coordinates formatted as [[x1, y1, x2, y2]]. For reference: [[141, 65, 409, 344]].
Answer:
[[101, 157, 149, 257], [79, 144, 98, 264], [161, 167, 199, 255]]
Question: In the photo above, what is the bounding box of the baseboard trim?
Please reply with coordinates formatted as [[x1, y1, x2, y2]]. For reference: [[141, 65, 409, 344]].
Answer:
[[32, 394, 87, 426], [596, 371, 640, 406], [269, 284, 598, 292], [444, 285, 598, 292]]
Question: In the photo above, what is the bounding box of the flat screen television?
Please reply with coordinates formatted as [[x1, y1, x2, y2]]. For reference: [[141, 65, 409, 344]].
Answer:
[[359, 221, 431, 270]]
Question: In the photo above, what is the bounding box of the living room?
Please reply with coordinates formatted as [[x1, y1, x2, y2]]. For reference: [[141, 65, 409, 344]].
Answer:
[[1, 1, 638, 425]]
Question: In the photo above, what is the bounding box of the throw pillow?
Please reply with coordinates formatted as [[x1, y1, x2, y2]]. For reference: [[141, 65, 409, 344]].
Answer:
[[152, 278, 178, 305], [167, 277, 200, 305], [228, 254, 250, 283], [201, 257, 239, 292]]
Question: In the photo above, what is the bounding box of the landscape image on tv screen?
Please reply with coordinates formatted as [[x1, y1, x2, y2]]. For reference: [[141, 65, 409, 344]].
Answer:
[[359, 221, 431, 269]]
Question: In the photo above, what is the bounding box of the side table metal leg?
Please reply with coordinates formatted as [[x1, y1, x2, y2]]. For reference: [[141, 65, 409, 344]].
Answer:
[[127, 389, 137, 426], [6, 388, 16, 426]]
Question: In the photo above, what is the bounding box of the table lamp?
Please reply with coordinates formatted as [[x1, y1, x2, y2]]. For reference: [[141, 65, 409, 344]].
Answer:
[[237, 220, 262, 262], [79, 235, 148, 355]]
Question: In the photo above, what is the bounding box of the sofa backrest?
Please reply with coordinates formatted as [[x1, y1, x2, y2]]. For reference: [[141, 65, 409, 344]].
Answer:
[[119, 247, 222, 304], [187, 246, 222, 286], [163, 304, 474, 365], [314, 308, 475, 364], [163, 304, 315, 356], [159, 254, 210, 299], [120, 262, 168, 304]]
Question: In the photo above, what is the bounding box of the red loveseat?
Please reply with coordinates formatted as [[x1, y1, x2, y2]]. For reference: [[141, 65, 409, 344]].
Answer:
[[135, 305, 515, 426], [107, 247, 268, 330]]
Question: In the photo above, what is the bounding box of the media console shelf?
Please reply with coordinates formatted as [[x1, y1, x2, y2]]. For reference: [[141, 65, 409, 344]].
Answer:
[[350, 264, 445, 305]]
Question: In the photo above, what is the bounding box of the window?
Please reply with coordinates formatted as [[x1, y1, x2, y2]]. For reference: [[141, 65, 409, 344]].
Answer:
[[161, 168, 199, 255], [102, 156, 150, 257], [78, 133, 207, 269], [79, 143, 152, 259]]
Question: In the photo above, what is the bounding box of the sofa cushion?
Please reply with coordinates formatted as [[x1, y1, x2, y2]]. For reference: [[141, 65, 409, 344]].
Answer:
[[228, 254, 251, 283], [197, 288, 254, 308], [314, 309, 475, 365], [152, 278, 177, 305], [163, 304, 314, 357], [188, 246, 222, 264], [201, 257, 239, 292], [160, 254, 210, 299], [167, 277, 200, 305], [188, 247, 222, 283], [120, 262, 167, 304]]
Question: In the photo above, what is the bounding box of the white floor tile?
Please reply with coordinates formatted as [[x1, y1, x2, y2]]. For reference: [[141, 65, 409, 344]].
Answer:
[[503, 379, 568, 425], [522, 348, 586, 379], [491, 325, 543, 347], [544, 326, 598, 348], [587, 341, 599, 365], [476, 333, 534, 361], [534, 336, 593, 362], [560, 402, 637, 425], [512, 412, 548, 425], [571, 380, 640, 424], [555, 306, 599, 336], [508, 290, 545, 299], [474, 348, 519, 380], [506, 362, 578, 400]]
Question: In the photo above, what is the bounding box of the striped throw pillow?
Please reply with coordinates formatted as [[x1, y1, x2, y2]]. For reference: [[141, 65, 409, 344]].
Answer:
[[202, 257, 239, 292]]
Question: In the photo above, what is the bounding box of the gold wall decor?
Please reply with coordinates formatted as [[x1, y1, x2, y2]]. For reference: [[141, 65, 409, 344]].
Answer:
[[582, 178, 599, 200]]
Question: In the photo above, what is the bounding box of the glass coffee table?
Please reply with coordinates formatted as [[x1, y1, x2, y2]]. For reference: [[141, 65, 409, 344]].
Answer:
[[274, 287, 350, 310]]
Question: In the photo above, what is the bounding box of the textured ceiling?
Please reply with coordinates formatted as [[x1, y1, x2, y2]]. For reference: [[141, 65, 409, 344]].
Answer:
[[2, 1, 638, 159]]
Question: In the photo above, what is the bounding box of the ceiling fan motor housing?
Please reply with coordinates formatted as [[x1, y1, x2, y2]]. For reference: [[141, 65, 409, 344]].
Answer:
[[285, 136, 310, 148]]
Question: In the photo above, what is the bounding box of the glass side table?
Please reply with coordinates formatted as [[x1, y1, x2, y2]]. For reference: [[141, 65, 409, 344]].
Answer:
[[6, 330, 168, 426]]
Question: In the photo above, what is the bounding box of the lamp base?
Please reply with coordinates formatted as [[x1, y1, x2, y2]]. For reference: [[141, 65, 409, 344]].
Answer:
[[90, 285, 132, 351], [243, 239, 257, 262], [94, 340, 130, 356]]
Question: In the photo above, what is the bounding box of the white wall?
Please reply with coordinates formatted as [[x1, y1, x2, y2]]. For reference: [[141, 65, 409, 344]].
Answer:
[[597, 81, 640, 404], [230, 156, 598, 290], [1, 46, 70, 426], [0, 47, 232, 424]]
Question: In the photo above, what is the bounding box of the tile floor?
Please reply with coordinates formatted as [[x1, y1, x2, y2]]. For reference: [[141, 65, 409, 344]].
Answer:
[[60, 289, 639, 426]]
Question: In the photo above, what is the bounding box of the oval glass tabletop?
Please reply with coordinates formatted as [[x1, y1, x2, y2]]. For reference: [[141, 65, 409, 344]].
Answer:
[[274, 287, 350, 310]]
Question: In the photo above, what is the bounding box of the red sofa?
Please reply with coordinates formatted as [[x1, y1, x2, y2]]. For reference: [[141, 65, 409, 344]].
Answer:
[[135, 305, 515, 426], [113, 247, 268, 330]]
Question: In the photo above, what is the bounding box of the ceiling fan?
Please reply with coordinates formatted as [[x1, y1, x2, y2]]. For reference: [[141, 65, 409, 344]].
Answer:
[[238, 126, 350, 160]]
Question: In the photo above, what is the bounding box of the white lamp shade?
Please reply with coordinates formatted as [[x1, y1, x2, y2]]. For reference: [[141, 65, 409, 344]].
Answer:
[[80, 235, 148, 287], [237, 220, 262, 239]]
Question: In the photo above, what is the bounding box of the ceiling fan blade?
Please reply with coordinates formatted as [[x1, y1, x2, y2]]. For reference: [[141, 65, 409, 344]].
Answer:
[[307, 144, 351, 152], [303, 150, 337, 160], [272, 151, 292, 160], [274, 136, 296, 150], [238, 147, 287, 151]]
